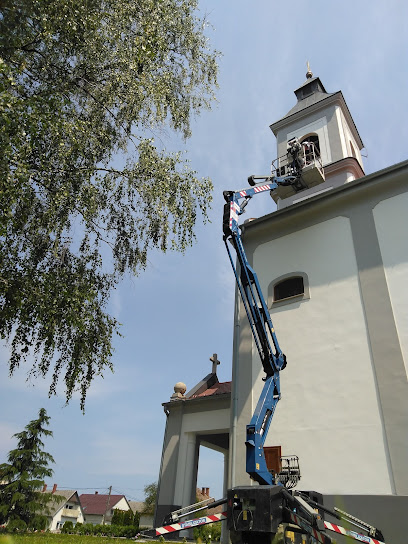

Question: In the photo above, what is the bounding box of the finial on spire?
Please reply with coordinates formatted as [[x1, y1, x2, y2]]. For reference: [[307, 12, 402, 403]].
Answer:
[[306, 61, 313, 79]]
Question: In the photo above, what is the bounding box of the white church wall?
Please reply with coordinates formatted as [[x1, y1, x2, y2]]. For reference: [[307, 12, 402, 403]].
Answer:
[[181, 408, 230, 434], [373, 192, 408, 379], [173, 406, 230, 507], [276, 103, 349, 167], [334, 106, 348, 159], [250, 216, 392, 494], [338, 107, 363, 166]]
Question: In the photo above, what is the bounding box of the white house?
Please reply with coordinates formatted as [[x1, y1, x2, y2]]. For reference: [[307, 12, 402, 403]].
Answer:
[[42, 485, 84, 531]]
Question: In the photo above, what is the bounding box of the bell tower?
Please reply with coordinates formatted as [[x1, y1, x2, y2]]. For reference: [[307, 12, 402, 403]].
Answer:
[[270, 66, 365, 209]]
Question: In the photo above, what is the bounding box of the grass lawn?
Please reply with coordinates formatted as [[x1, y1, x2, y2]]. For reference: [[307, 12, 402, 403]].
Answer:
[[0, 536, 160, 544]]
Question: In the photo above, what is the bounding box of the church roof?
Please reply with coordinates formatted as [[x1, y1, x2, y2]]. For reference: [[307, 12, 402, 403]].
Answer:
[[188, 381, 231, 399], [283, 91, 335, 119]]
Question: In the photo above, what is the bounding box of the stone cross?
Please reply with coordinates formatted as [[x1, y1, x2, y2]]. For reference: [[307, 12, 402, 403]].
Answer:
[[210, 353, 220, 374]]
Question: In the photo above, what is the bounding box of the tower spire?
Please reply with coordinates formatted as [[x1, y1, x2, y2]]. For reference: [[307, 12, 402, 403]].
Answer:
[[306, 61, 313, 79]]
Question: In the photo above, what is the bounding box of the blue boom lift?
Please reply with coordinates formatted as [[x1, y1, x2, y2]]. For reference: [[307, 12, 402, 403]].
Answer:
[[146, 139, 386, 544], [222, 137, 316, 487]]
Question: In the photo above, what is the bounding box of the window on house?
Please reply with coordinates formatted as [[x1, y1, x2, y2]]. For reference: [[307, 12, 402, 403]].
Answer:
[[264, 446, 282, 474], [274, 276, 304, 302]]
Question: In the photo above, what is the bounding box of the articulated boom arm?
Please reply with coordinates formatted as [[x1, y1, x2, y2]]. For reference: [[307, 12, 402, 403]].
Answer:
[[223, 177, 293, 486]]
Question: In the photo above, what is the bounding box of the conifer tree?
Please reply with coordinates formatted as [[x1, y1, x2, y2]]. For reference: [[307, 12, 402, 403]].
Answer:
[[0, 408, 58, 526]]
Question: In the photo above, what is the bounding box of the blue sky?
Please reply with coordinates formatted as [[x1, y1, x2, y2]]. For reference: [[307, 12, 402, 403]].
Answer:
[[1, 0, 407, 505]]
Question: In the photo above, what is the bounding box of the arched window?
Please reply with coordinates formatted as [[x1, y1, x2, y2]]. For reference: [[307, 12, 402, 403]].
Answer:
[[274, 276, 304, 302], [268, 272, 310, 308]]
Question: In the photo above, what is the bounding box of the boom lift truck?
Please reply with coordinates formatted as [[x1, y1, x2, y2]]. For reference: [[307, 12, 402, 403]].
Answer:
[[147, 140, 387, 544]]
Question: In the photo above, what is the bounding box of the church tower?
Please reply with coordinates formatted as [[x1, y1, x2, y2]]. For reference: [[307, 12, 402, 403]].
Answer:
[[270, 68, 365, 209]]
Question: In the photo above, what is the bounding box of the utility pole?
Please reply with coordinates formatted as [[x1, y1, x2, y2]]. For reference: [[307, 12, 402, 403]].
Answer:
[[102, 485, 112, 525]]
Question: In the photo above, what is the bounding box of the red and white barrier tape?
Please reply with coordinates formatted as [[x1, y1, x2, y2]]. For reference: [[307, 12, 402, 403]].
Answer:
[[155, 511, 227, 536], [324, 521, 385, 544]]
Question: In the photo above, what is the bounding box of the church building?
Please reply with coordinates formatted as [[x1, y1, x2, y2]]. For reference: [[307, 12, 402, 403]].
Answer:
[[155, 71, 408, 543]]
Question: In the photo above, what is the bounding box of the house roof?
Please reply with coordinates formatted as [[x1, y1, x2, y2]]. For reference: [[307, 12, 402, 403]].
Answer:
[[188, 381, 231, 399], [196, 488, 224, 514], [79, 493, 126, 515], [40, 489, 79, 517], [128, 501, 145, 514]]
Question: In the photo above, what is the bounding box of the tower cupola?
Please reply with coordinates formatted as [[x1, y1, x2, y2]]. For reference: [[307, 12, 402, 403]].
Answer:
[[294, 76, 327, 103]]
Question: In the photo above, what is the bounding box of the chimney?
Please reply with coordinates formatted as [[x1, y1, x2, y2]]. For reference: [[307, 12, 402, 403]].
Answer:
[[206, 488, 210, 497], [42, 484, 47, 493], [201, 487, 205, 496], [95, 491, 98, 495], [52, 484, 57, 494]]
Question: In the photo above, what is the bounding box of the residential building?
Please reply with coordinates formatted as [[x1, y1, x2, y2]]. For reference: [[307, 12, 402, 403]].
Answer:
[[41, 484, 84, 531], [128, 501, 154, 529], [80, 492, 131, 525]]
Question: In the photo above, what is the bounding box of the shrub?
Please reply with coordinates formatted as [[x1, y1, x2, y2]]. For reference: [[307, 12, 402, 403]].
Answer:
[[63, 522, 140, 538], [111, 509, 125, 526], [78, 523, 95, 535], [194, 522, 221, 543], [112, 508, 139, 528], [61, 521, 74, 533], [93, 524, 104, 535], [122, 525, 138, 538], [29, 515, 48, 531], [7, 519, 27, 533], [123, 510, 133, 526]]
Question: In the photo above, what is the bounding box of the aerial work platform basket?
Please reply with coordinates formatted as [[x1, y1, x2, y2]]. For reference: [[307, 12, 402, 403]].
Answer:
[[271, 139, 325, 202]]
